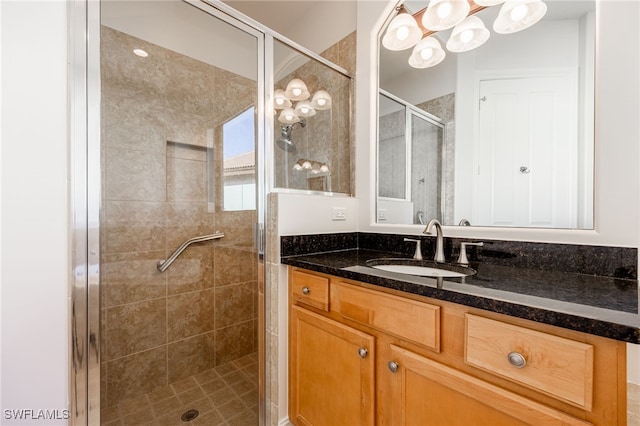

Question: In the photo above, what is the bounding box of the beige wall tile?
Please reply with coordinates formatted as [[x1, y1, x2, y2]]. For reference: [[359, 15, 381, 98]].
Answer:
[[103, 201, 166, 254], [167, 332, 216, 383], [106, 347, 167, 407], [167, 289, 215, 341], [166, 156, 208, 203], [214, 281, 256, 329], [105, 146, 167, 202], [167, 245, 214, 296], [102, 250, 166, 307], [214, 246, 256, 287], [104, 298, 166, 361], [214, 321, 255, 366]]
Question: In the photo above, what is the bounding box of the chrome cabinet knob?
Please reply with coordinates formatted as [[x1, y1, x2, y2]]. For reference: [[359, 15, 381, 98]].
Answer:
[[358, 347, 368, 359], [388, 361, 399, 373], [301, 287, 310, 295], [507, 351, 527, 368]]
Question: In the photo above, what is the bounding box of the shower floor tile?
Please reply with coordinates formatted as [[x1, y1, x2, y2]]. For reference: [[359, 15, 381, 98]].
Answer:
[[102, 353, 258, 426]]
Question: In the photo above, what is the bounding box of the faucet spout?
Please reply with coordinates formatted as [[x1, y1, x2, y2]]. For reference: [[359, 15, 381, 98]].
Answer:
[[424, 219, 445, 263]]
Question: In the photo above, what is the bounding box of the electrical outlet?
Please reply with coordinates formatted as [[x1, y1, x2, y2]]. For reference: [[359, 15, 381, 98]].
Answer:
[[331, 207, 347, 221], [378, 209, 387, 221]]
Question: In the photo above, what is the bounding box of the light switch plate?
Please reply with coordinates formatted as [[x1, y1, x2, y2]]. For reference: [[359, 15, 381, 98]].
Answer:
[[331, 207, 346, 221]]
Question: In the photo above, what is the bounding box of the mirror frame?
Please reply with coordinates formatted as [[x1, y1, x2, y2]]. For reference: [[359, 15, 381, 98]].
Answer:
[[355, 0, 639, 247]]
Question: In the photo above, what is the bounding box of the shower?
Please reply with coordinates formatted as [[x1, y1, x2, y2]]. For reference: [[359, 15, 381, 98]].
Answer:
[[277, 119, 306, 152], [97, 2, 262, 424]]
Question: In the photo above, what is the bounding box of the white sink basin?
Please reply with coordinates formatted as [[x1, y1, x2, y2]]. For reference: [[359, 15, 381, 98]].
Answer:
[[365, 259, 476, 278], [370, 264, 469, 278]]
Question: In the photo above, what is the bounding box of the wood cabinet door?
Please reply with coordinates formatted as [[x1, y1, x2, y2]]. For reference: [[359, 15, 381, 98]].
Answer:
[[290, 305, 375, 426], [387, 344, 591, 426]]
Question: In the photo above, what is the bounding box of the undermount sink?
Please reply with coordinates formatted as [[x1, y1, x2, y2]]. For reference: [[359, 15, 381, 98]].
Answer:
[[365, 258, 476, 278]]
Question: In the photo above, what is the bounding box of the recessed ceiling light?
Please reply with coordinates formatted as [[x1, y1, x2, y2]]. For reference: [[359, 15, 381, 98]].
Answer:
[[133, 49, 148, 57]]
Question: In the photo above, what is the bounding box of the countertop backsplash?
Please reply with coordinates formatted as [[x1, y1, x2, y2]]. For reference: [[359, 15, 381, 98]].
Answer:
[[281, 232, 637, 280]]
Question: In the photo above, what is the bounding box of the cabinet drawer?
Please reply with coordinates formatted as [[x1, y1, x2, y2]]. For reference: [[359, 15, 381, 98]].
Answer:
[[465, 314, 594, 410], [291, 269, 330, 311], [331, 282, 440, 351]]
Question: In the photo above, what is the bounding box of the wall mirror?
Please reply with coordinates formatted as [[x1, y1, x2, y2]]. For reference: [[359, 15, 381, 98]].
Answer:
[[273, 40, 353, 195], [377, 0, 595, 229]]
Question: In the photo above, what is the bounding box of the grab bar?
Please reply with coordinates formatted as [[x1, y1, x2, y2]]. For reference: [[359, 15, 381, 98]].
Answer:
[[157, 231, 225, 272]]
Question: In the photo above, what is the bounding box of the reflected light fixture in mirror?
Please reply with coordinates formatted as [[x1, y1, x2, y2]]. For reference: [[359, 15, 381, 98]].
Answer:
[[382, 0, 548, 68], [274, 78, 332, 124], [274, 79, 332, 153], [409, 36, 446, 68]]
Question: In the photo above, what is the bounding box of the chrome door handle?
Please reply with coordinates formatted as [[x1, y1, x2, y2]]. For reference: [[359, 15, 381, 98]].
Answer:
[[301, 287, 310, 295], [358, 347, 368, 359], [519, 166, 530, 174], [388, 361, 399, 373]]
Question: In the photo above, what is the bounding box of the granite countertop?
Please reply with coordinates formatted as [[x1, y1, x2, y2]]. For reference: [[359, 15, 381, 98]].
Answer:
[[281, 249, 640, 344]]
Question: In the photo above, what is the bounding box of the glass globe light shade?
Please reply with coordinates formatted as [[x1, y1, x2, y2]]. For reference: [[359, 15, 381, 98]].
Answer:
[[284, 78, 310, 101], [382, 12, 422, 51], [408, 36, 446, 69], [446, 16, 490, 52], [422, 0, 470, 31]]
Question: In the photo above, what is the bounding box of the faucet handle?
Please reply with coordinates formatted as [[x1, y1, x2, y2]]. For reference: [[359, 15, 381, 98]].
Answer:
[[457, 242, 483, 265], [404, 238, 423, 260]]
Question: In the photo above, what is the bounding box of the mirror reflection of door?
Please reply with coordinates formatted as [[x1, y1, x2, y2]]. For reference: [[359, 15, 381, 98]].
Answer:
[[475, 74, 577, 227]]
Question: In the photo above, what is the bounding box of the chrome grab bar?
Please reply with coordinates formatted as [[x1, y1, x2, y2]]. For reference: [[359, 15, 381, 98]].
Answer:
[[157, 232, 225, 272]]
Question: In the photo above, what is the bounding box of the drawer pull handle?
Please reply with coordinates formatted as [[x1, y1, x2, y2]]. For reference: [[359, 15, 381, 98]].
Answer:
[[358, 347, 368, 359], [301, 287, 310, 295], [507, 351, 527, 368], [388, 361, 399, 373]]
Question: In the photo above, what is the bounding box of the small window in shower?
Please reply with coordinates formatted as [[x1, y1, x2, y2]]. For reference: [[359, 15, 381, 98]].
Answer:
[[222, 107, 256, 211]]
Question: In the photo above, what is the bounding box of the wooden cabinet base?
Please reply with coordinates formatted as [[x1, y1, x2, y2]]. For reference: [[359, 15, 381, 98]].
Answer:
[[288, 267, 627, 426]]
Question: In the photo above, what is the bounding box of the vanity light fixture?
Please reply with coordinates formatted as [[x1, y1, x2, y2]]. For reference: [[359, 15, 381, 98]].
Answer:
[[382, 0, 547, 69], [273, 79, 332, 124], [292, 158, 330, 174], [274, 79, 332, 153]]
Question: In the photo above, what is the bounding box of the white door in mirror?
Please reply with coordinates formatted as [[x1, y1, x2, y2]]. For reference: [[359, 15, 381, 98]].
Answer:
[[476, 74, 577, 228]]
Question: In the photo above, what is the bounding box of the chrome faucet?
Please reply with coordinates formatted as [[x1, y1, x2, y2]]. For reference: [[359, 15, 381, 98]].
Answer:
[[424, 219, 445, 263]]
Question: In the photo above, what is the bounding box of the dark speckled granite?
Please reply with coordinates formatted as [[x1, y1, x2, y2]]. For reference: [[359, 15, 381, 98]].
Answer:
[[280, 234, 640, 344], [282, 232, 637, 279], [280, 232, 358, 257]]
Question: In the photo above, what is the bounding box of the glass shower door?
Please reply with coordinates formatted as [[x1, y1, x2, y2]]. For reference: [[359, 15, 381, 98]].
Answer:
[[99, 1, 263, 424]]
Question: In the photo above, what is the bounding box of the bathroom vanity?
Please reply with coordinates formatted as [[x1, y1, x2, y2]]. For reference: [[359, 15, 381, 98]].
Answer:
[[282, 239, 639, 426]]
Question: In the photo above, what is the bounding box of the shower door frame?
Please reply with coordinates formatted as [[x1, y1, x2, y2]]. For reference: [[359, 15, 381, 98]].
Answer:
[[70, 0, 269, 424]]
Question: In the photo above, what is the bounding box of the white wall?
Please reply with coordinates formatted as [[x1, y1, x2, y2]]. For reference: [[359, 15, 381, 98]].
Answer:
[[0, 1, 70, 423]]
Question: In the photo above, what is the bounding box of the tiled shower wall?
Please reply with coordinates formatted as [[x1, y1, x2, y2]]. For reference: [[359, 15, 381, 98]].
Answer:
[[100, 26, 257, 408]]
